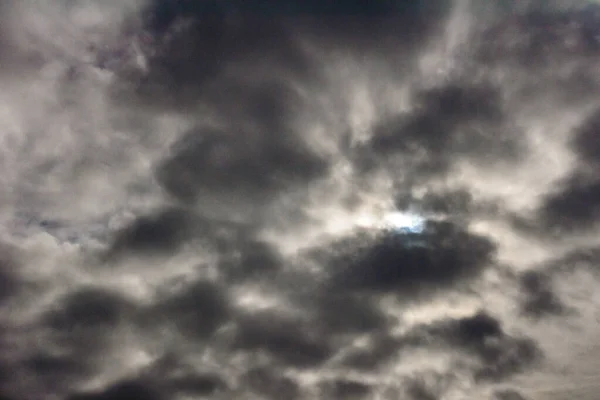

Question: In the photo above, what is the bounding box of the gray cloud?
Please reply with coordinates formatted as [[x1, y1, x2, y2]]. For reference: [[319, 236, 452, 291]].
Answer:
[[325, 221, 496, 296], [494, 389, 529, 400], [3, 1, 600, 400], [519, 270, 567, 319]]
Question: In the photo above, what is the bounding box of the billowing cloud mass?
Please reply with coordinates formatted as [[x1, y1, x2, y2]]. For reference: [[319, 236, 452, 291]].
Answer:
[[2, 1, 600, 399]]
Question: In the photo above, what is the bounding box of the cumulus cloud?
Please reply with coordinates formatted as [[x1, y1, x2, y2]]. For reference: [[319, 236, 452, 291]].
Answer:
[[3, 1, 600, 400]]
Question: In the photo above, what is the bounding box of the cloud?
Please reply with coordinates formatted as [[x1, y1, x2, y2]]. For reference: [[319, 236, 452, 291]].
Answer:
[[104, 207, 194, 259], [538, 171, 600, 233], [401, 311, 542, 382], [241, 367, 301, 399], [232, 311, 333, 368], [67, 379, 162, 400], [403, 373, 451, 400], [138, 279, 230, 341], [155, 119, 328, 208], [518, 270, 567, 319], [320, 379, 372, 399], [494, 388, 529, 400], [340, 334, 400, 371], [0, 249, 20, 306], [4, 1, 600, 400], [572, 107, 600, 165], [325, 221, 496, 295], [43, 286, 135, 334], [351, 80, 524, 183]]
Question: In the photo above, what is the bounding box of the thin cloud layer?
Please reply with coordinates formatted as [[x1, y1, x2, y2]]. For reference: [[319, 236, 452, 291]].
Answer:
[[2, 1, 600, 400]]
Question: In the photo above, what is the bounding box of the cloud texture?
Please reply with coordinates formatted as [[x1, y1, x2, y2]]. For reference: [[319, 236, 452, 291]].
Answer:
[[2, 1, 600, 399]]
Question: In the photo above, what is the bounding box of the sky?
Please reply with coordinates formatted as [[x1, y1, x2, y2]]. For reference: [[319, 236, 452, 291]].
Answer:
[[1, 1, 600, 399]]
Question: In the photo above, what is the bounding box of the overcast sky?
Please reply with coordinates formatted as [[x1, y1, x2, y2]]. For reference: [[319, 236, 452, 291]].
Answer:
[[1, 1, 600, 399]]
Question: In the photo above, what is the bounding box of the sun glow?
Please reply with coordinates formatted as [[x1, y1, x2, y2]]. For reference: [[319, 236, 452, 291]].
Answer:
[[355, 210, 426, 234]]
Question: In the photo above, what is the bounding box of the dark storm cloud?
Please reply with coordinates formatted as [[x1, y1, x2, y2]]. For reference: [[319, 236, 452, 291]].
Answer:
[[233, 311, 333, 368], [416, 188, 474, 215], [402, 311, 542, 382], [320, 379, 372, 399], [127, 1, 313, 110], [106, 207, 194, 258], [4, 1, 580, 399], [241, 367, 300, 399], [218, 237, 284, 281], [121, 0, 458, 218], [476, 5, 600, 68], [404, 374, 449, 400], [494, 388, 529, 400], [325, 220, 496, 295], [0, 251, 19, 305], [46, 287, 134, 333], [369, 83, 504, 151], [572, 107, 600, 165], [156, 120, 328, 207], [352, 81, 521, 177], [538, 171, 600, 233], [112, 0, 456, 119], [67, 379, 162, 400], [519, 270, 566, 319], [313, 292, 390, 335], [138, 280, 230, 340], [22, 352, 92, 398], [164, 373, 225, 397], [2, 287, 140, 397], [149, 72, 329, 210]]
